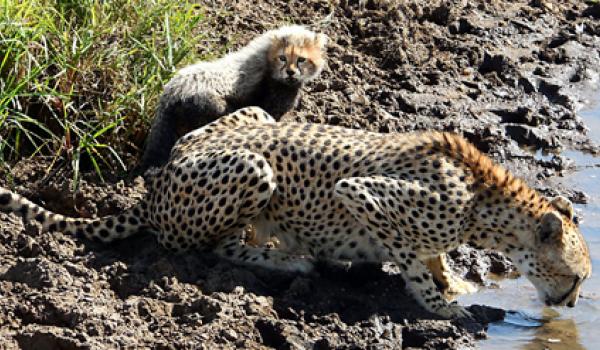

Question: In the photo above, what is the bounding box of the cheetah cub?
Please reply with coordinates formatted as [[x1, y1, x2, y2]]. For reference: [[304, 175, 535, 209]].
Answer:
[[139, 25, 328, 171], [0, 107, 591, 319]]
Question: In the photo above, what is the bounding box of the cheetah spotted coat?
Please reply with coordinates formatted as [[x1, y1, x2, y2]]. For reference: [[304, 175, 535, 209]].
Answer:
[[0, 107, 591, 318]]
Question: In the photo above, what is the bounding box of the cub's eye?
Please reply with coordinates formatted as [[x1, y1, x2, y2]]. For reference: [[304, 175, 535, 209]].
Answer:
[[278, 55, 286, 62], [297, 57, 306, 63]]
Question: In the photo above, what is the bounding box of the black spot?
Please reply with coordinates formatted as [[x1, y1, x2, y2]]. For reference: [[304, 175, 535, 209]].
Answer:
[[412, 276, 423, 284], [34, 213, 45, 223], [258, 183, 270, 192], [221, 175, 230, 184], [19, 205, 28, 219], [249, 177, 259, 187], [0, 193, 10, 206]]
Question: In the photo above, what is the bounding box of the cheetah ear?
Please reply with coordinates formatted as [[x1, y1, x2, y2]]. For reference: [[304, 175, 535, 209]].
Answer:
[[538, 211, 564, 244], [550, 196, 574, 220], [315, 33, 328, 49], [271, 35, 287, 47]]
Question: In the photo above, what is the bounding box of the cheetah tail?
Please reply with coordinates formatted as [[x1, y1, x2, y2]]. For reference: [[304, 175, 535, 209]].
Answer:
[[0, 187, 150, 243]]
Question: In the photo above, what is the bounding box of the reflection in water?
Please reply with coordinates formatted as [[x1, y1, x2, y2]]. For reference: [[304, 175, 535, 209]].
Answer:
[[522, 309, 585, 350]]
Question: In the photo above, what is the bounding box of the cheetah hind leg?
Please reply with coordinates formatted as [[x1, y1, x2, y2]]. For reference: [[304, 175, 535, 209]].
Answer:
[[426, 255, 477, 297], [159, 147, 312, 274], [334, 176, 473, 319], [213, 231, 314, 274]]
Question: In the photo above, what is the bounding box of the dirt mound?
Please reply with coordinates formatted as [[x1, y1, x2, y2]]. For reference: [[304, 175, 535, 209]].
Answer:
[[1, 0, 599, 348]]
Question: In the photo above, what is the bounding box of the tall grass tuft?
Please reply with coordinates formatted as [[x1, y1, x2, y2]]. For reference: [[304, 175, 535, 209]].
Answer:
[[0, 0, 213, 188]]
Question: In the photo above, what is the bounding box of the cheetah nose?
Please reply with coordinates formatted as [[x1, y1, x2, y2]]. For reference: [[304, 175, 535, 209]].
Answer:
[[286, 68, 295, 76]]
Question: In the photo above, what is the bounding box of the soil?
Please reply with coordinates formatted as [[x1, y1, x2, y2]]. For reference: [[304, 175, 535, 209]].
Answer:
[[1, 0, 600, 349]]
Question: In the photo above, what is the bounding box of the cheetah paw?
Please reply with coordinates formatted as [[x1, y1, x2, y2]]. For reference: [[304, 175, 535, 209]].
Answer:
[[443, 273, 478, 296], [434, 303, 474, 320]]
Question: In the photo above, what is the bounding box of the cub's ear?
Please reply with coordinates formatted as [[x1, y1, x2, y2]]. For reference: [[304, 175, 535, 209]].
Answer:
[[539, 211, 564, 244], [315, 33, 328, 49], [551, 196, 574, 220], [271, 36, 287, 46]]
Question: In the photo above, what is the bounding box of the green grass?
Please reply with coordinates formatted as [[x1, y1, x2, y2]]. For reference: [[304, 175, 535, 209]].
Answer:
[[0, 0, 218, 188]]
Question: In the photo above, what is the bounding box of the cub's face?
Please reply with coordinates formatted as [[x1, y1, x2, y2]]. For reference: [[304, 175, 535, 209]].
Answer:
[[268, 31, 327, 86]]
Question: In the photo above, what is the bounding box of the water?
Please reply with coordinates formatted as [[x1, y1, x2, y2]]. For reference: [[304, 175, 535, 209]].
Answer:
[[459, 100, 600, 349]]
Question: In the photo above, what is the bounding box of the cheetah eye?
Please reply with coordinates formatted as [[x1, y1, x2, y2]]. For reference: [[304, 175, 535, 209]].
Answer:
[[278, 55, 286, 62], [297, 57, 306, 64]]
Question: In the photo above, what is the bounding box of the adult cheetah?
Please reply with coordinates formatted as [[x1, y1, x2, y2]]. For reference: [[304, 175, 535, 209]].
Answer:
[[0, 107, 591, 318]]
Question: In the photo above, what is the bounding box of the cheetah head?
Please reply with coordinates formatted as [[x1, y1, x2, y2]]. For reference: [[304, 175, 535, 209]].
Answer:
[[268, 26, 327, 86], [521, 196, 591, 307]]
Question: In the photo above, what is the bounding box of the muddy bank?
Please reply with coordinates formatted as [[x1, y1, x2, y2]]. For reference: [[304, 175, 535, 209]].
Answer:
[[2, 0, 600, 348]]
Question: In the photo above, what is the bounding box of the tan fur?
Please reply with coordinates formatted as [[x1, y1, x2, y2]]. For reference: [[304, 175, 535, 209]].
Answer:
[[424, 132, 550, 215]]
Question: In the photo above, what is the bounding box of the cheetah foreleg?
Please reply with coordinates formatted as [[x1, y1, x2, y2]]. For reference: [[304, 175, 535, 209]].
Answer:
[[334, 176, 473, 319], [390, 248, 473, 319], [426, 255, 477, 296]]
